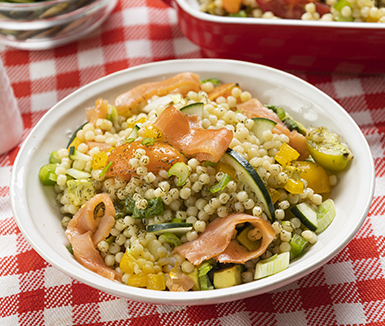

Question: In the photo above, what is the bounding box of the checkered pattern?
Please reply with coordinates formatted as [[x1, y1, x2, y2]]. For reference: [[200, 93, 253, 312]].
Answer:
[[0, 1, 384, 325]]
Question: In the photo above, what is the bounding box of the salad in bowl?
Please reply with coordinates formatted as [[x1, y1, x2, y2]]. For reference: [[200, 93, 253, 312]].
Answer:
[[11, 59, 373, 305]]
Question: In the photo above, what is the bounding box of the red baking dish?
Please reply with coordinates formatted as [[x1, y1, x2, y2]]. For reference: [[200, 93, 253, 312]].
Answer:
[[163, 0, 385, 74]]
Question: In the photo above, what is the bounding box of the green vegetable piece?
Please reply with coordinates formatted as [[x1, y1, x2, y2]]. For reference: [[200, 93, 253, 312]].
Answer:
[[142, 138, 155, 146], [315, 199, 336, 234], [254, 252, 290, 279], [200, 78, 220, 85], [133, 197, 164, 219], [171, 218, 184, 223], [161, 232, 182, 247], [283, 117, 307, 136], [186, 268, 200, 291], [334, 0, 352, 11], [67, 179, 96, 206], [66, 244, 74, 255], [66, 122, 86, 148], [213, 265, 242, 289], [265, 105, 286, 121], [114, 197, 136, 219], [229, 10, 247, 17], [99, 161, 113, 178], [199, 274, 214, 291], [236, 224, 261, 252], [39, 163, 58, 186], [168, 162, 189, 186], [290, 233, 309, 257], [49, 151, 61, 164], [105, 236, 115, 245], [210, 173, 231, 193], [198, 261, 215, 277]]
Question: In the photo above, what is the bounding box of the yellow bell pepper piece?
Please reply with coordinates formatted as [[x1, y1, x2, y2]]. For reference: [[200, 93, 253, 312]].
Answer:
[[268, 187, 281, 204], [147, 273, 166, 291], [144, 123, 163, 140], [120, 251, 137, 274], [284, 178, 304, 194], [127, 117, 146, 128], [91, 151, 108, 170], [275, 143, 300, 167], [127, 274, 148, 288], [68, 137, 82, 150], [216, 161, 236, 180]]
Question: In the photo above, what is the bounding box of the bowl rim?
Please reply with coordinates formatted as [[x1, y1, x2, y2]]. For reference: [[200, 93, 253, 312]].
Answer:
[[10, 58, 375, 305], [175, 0, 385, 29], [0, 0, 95, 9]]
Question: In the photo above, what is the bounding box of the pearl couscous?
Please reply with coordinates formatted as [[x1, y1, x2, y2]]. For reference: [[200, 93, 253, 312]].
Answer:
[[39, 73, 352, 291]]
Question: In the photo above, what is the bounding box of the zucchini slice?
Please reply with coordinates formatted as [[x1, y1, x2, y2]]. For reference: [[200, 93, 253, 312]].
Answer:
[[180, 102, 204, 118], [290, 202, 318, 231], [66, 122, 87, 148], [251, 118, 277, 144], [146, 222, 193, 236], [220, 148, 275, 221]]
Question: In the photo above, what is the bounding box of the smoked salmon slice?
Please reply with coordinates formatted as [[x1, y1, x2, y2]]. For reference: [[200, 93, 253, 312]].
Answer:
[[172, 213, 276, 265], [153, 105, 233, 163], [237, 98, 309, 160], [65, 193, 121, 281], [115, 72, 201, 116], [105, 141, 186, 178]]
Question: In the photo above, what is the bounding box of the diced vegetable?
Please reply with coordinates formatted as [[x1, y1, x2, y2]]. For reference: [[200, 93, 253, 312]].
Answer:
[[210, 173, 231, 193], [290, 202, 318, 232], [68, 146, 92, 162], [49, 151, 61, 164], [315, 199, 336, 234], [66, 168, 92, 179], [161, 232, 182, 247], [290, 233, 309, 257], [168, 162, 189, 186], [67, 179, 96, 206], [213, 265, 242, 289], [236, 225, 261, 252], [275, 143, 300, 167], [254, 252, 290, 279], [39, 163, 58, 186]]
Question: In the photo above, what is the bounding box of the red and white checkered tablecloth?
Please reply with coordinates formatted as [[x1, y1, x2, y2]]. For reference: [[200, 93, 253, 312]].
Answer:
[[1, 0, 384, 325]]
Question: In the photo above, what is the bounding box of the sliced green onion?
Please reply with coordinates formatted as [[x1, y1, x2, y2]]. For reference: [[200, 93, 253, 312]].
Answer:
[[254, 252, 290, 280], [39, 164, 58, 186], [99, 161, 113, 178], [290, 233, 308, 258], [161, 232, 182, 247], [142, 138, 155, 146], [49, 151, 61, 164], [199, 274, 214, 291], [106, 114, 112, 121], [168, 162, 189, 186], [210, 173, 231, 193], [315, 199, 336, 234], [69, 147, 92, 162], [171, 218, 184, 223], [122, 138, 135, 144], [204, 161, 217, 167]]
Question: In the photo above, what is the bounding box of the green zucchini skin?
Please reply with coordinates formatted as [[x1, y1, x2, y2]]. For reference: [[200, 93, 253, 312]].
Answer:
[[221, 148, 275, 221], [66, 122, 87, 148]]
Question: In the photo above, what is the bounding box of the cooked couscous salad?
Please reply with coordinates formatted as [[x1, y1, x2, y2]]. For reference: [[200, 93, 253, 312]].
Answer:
[[39, 72, 353, 291], [199, 0, 385, 22]]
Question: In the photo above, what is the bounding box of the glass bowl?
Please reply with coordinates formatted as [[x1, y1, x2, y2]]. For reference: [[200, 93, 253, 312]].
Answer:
[[0, 0, 117, 50]]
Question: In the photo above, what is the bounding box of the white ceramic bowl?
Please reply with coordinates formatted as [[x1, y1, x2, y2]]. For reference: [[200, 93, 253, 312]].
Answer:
[[10, 59, 375, 305]]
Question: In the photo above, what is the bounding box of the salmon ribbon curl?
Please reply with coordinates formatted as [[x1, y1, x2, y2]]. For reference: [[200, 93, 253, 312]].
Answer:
[[65, 193, 122, 281], [173, 213, 276, 265]]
